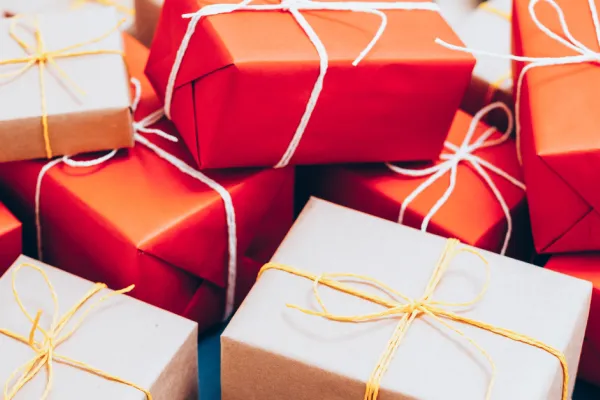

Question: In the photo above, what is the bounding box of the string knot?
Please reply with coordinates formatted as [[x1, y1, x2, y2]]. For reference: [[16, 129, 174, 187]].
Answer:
[[386, 102, 525, 256], [258, 238, 570, 400], [0, 263, 152, 400], [34, 52, 49, 63]]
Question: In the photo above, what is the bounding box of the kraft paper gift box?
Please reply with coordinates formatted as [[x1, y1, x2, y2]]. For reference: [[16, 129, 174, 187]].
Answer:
[[546, 254, 600, 387], [222, 198, 592, 400], [512, 0, 600, 253], [457, 0, 513, 130], [146, 0, 475, 169], [134, 0, 162, 46], [304, 109, 532, 260], [0, 9, 133, 163], [0, 202, 21, 273], [0, 0, 135, 31], [0, 255, 198, 399], [0, 35, 295, 332]]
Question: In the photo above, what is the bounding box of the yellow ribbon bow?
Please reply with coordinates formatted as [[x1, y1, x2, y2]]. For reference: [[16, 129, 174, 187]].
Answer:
[[0, 263, 152, 400], [0, 16, 125, 159], [259, 239, 569, 400], [72, 0, 136, 16]]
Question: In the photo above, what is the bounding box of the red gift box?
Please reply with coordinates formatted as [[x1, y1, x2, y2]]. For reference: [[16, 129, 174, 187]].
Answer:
[[304, 107, 532, 259], [0, 35, 295, 332], [0, 202, 21, 272], [545, 254, 600, 386], [511, 0, 600, 253], [146, 0, 475, 169]]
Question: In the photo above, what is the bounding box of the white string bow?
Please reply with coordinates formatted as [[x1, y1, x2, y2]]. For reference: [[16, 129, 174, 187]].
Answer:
[[436, 0, 600, 164], [164, 0, 440, 168], [386, 102, 526, 255], [34, 78, 239, 321]]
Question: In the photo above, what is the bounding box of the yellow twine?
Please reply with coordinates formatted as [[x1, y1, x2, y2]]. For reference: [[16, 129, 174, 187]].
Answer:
[[0, 262, 152, 400], [72, 0, 136, 16], [478, 2, 511, 21], [0, 16, 125, 159], [258, 239, 569, 400]]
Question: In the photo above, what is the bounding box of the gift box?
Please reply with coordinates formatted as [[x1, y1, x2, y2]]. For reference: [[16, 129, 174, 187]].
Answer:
[[222, 198, 591, 400], [0, 0, 135, 31], [0, 9, 133, 163], [0, 202, 21, 272], [304, 108, 531, 260], [146, 0, 475, 169], [512, 0, 600, 253], [0, 34, 295, 332], [134, 0, 162, 46], [457, 0, 513, 130], [545, 254, 600, 387], [0, 255, 198, 399]]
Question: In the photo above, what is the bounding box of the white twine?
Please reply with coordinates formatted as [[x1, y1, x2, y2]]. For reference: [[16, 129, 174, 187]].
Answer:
[[386, 102, 526, 255], [436, 0, 600, 165], [34, 78, 239, 321], [163, 0, 440, 168]]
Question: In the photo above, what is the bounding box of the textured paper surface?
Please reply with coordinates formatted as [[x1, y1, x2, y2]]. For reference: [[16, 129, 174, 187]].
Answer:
[[545, 254, 600, 388], [0, 9, 133, 162], [0, 0, 134, 30], [223, 198, 592, 400], [134, 0, 162, 46], [0, 255, 199, 400]]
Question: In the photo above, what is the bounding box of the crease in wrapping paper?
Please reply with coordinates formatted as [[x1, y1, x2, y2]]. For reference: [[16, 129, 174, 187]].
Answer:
[[0, 8, 133, 163], [145, 0, 475, 168], [0, 255, 199, 400], [511, 0, 600, 253], [222, 198, 591, 400]]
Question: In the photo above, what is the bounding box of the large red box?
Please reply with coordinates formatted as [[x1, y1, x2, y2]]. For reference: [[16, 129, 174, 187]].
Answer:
[[146, 0, 475, 168], [0, 35, 295, 332], [513, 0, 600, 253]]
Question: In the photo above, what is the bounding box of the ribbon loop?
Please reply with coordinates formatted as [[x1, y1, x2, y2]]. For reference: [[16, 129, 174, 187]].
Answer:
[[167, 0, 440, 168], [0, 263, 152, 400], [385, 102, 524, 255], [259, 238, 570, 400]]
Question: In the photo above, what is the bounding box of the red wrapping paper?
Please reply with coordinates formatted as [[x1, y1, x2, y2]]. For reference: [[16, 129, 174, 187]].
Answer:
[[304, 110, 532, 260], [146, 0, 475, 169], [513, 0, 600, 253], [545, 254, 600, 386], [0, 202, 21, 273], [0, 35, 295, 332]]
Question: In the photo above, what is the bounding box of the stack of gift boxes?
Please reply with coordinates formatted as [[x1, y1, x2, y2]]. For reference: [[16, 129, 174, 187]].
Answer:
[[0, 0, 598, 398]]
